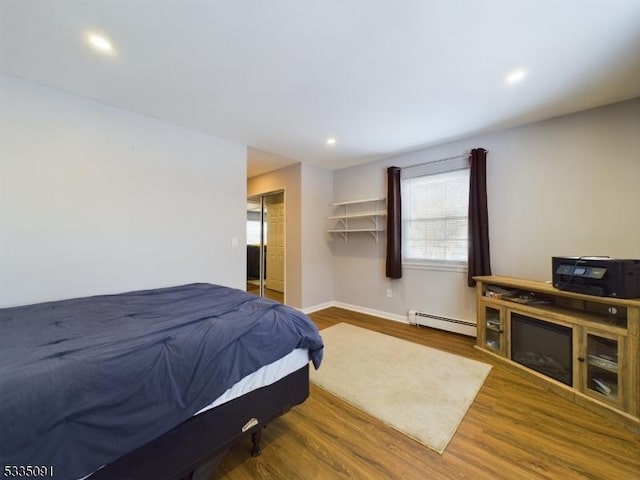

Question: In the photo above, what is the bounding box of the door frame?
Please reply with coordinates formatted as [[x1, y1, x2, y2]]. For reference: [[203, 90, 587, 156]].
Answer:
[[246, 188, 286, 304]]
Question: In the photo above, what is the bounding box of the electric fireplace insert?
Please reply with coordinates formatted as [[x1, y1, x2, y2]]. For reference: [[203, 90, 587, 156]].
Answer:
[[510, 312, 573, 386]]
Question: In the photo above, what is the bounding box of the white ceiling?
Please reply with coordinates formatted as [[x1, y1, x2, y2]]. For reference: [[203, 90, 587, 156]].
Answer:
[[1, 1, 639, 177]]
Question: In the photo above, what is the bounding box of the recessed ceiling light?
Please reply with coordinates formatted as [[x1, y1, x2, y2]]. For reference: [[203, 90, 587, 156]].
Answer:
[[88, 34, 114, 54], [505, 68, 527, 85], [326, 137, 337, 146]]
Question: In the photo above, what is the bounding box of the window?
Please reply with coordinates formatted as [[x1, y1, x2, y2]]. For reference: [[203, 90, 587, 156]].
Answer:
[[246, 220, 265, 245], [401, 166, 469, 269]]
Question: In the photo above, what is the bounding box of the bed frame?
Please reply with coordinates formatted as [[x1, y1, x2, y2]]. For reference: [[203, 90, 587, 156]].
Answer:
[[89, 364, 310, 480]]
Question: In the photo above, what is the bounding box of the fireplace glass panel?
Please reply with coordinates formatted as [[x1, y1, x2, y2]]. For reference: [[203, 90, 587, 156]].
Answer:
[[510, 313, 573, 386]]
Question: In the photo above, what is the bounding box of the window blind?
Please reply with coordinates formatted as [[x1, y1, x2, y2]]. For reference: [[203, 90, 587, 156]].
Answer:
[[402, 167, 470, 263]]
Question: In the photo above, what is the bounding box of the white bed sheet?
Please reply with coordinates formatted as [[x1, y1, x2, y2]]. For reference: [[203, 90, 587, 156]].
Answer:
[[195, 347, 310, 414]]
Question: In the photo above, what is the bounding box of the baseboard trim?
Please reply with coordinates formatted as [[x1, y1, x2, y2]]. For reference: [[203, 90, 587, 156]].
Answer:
[[301, 301, 335, 314], [302, 301, 408, 324], [333, 302, 409, 323]]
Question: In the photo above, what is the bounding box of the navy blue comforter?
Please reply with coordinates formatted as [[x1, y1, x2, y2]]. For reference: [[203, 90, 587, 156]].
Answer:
[[0, 284, 323, 479]]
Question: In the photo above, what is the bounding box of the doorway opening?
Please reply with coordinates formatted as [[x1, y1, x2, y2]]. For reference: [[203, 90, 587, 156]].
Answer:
[[246, 190, 285, 303]]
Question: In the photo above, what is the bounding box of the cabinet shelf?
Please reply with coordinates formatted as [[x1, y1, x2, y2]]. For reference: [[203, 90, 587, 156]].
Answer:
[[328, 198, 386, 242], [331, 197, 385, 206], [478, 275, 640, 309], [474, 275, 640, 433], [481, 292, 629, 334], [588, 361, 618, 374], [328, 212, 387, 220], [328, 228, 384, 233]]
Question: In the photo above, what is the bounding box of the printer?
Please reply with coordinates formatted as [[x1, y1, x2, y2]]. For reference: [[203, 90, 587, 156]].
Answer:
[[552, 257, 640, 298]]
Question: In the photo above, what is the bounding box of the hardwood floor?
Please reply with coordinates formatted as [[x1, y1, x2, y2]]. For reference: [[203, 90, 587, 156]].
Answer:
[[245, 282, 284, 303], [214, 307, 640, 479]]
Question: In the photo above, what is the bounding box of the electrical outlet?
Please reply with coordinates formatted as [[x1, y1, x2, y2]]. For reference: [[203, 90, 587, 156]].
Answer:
[[386, 288, 392, 298], [231, 236, 239, 248]]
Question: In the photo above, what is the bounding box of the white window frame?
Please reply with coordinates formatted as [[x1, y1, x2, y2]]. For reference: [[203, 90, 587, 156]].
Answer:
[[401, 156, 470, 273]]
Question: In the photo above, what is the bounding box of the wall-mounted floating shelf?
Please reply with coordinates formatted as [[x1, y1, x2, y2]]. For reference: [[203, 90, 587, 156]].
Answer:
[[327, 198, 386, 242]]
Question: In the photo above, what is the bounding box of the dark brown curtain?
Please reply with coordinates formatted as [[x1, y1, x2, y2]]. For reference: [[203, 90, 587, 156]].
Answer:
[[386, 166, 402, 279], [467, 148, 491, 287]]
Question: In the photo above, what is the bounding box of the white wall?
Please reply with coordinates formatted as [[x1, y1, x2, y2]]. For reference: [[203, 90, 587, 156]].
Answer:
[[301, 163, 335, 308], [0, 75, 247, 307], [332, 98, 640, 324]]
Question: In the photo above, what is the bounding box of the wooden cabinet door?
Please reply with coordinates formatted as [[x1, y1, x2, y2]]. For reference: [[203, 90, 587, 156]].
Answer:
[[478, 302, 507, 356], [578, 328, 626, 411]]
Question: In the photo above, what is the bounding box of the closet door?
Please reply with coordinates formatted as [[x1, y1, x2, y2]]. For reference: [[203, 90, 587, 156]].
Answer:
[[265, 194, 285, 293]]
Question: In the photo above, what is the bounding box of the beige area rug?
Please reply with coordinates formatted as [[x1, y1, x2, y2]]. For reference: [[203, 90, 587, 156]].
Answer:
[[310, 323, 492, 454]]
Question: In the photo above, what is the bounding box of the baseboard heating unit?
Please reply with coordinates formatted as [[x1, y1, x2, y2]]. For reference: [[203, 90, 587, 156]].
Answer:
[[407, 310, 476, 337]]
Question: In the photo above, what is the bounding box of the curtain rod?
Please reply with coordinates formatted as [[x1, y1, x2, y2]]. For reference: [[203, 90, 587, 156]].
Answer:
[[400, 149, 488, 170], [400, 153, 467, 170]]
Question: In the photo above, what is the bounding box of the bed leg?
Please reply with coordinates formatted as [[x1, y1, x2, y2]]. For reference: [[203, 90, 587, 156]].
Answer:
[[251, 427, 263, 457]]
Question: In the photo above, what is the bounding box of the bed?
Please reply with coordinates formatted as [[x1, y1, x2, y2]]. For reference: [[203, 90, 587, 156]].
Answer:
[[0, 283, 324, 480]]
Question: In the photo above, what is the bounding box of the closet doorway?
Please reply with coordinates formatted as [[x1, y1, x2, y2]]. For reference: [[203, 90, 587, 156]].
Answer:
[[246, 190, 285, 303]]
